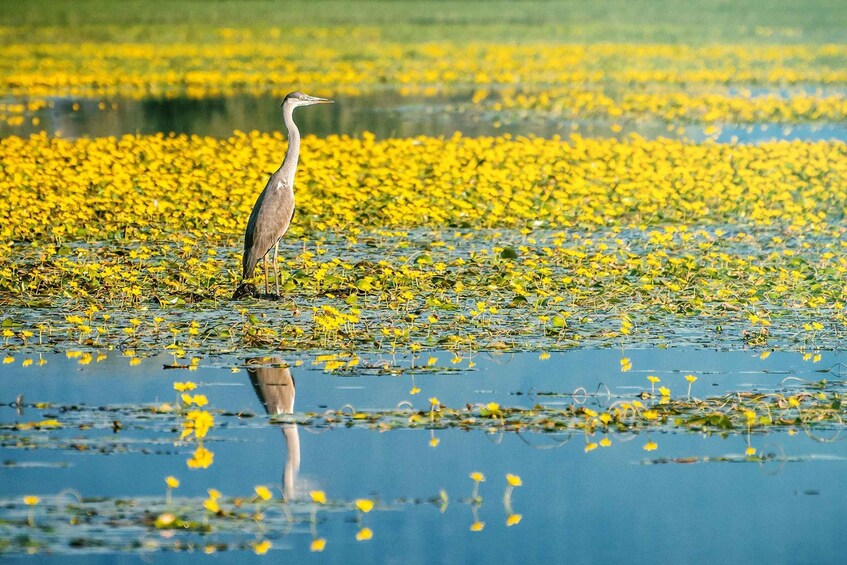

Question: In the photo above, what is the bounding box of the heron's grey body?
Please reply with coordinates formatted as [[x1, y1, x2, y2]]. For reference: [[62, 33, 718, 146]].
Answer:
[[234, 92, 333, 299]]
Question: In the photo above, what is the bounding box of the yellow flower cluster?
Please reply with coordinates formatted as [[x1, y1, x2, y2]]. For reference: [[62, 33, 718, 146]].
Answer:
[[2, 39, 846, 127], [2, 132, 845, 246], [3, 41, 847, 99], [484, 87, 847, 124]]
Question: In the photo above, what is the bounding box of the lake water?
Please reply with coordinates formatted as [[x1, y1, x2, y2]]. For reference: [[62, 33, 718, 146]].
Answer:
[[3, 83, 847, 561], [2, 349, 846, 562], [5, 91, 847, 143]]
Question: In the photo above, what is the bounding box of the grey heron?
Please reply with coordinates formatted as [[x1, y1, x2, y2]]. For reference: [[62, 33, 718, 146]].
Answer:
[[233, 91, 333, 299]]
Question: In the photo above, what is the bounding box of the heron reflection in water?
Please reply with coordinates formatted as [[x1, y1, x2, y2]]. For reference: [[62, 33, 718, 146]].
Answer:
[[247, 357, 300, 500]]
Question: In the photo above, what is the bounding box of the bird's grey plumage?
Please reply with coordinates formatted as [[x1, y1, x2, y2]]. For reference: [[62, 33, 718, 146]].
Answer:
[[233, 92, 333, 299]]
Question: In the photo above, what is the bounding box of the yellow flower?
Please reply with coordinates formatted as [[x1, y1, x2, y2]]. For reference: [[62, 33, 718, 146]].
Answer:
[[585, 442, 598, 453], [429, 397, 440, 406], [310, 490, 327, 504], [486, 402, 500, 412], [745, 446, 756, 456], [207, 488, 222, 501], [356, 527, 373, 541], [685, 374, 698, 383], [470, 521, 485, 532], [165, 476, 180, 488], [184, 410, 214, 439], [203, 498, 220, 513], [506, 514, 523, 526], [599, 437, 612, 447], [429, 436, 440, 447], [173, 381, 197, 392], [310, 538, 326, 552], [253, 540, 272, 555], [255, 485, 273, 501], [355, 498, 374, 513], [23, 495, 40, 506], [647, 376, 660, 384], [643, 441, 658, 451], [469, 471, 485, 482], [409, 386, 421, 394]]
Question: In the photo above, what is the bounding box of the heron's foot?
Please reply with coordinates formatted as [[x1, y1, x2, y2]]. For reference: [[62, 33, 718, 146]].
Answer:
[[232, 283, 257, 300]]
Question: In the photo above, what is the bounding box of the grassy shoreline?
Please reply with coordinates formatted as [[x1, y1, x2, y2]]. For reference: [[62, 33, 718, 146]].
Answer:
[[2, 0, 846, 45]]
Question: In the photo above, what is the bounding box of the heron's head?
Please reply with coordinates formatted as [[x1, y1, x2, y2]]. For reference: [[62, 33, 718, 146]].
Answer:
[[281, 91, 334, 109]]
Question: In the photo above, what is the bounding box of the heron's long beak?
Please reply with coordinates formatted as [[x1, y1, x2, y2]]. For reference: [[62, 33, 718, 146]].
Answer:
[[309, 96, 334, 104]]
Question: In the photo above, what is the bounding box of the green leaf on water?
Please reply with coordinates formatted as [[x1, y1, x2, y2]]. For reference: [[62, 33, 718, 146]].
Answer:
[[500, 247, 518, 260]]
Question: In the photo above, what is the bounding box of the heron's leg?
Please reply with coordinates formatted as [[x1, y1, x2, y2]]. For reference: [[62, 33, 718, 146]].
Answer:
[[263, 254, 269, 295], [273, 240, 280, 296]]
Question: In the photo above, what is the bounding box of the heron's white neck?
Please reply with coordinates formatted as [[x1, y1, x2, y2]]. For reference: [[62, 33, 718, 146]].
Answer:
[[278, 104, 301, 187]]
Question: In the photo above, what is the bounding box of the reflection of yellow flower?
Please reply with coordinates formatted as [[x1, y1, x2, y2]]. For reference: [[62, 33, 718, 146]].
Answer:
[[470, 471, 485, 482], [310, 538, 326, 552], [470, 521, 485, 532], [745, 446, 756, 456], [506, 474, 522, 487], [506, 514, 522, 526], [207, 489, 222, 501], [23, 495, 40, 506], [186, 446, 214, 469], [155, 512, 176, 528], [255, 486, 273, 501], [429, 436, 440, 447], [355, 499, 375, 513], [174, 381, 197, 392], [165, 476, 180, 488], [310, 490, 327, 504], [253, 540, 272, 555], [643, 441, 658, 451], [356, 527, 373, 541]]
